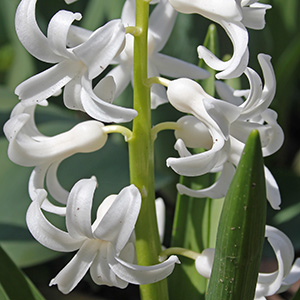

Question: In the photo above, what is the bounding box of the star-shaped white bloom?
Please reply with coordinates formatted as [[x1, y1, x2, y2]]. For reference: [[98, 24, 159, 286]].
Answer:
[[15, 0, 137, 123], [166, 54, 283, 209], [3, 101, 108, 215], [98, 0, 209, 109], [168, 0, 271, 79], [195, 226, 300, 300], [26, 178, 179, 294]]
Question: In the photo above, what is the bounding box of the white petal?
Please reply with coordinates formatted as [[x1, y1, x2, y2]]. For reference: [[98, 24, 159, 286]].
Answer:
[[280, 258, 300, 291], [167, 138, 228, 177], [65, 0, 78, 4], [102, 64, 132, 99], [202, 97, 241, 138], [215, 80, 244, 106], [153, 53, 209, 79], [168, 0, 242, 21], [258, 54, 276, 113], [50, 240, 98, 294], [47, 10, 82, 59], [26, 189, 83, 252], [151, 84, 168, 109], [148, 62, 169, 108], [242, 54, 276, 118], [15, 0, 62, 63], [155, 198, 166, 243], [73, 19, 125, 79], [93, 76, 116, 104], [119, 241, 136, 264], [121, 0, 136, 26], [230, 121, 270, 148], [46, 162, 69, 204], [110, 255, 180, 285], [92, 195, 117, 230], [177, 162, 235, 198], [81, 75, 138, 123], [15, 60, 81, 103], [198, 22, 249, 79], [66, 177, 97, 239], [195, 248, 215, 278], [93, 185, 141, 254], [242, 3, 271, 30], [149, 0, 177, 52], [28, 165, 67, 215], [175, 116, 213, 149], [260, 110, 284, 156], [232, 111, 283, 158], [256, 226, 294, 298], [63, 75, 85, 111], [67, 25, 92, 47], [239, 67, 263, 119], [90, 242, 128, 288], [264, 167, 281, 210]]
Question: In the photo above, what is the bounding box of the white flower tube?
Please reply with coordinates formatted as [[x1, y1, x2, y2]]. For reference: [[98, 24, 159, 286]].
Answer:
[[4, 103, 107, 167], [26, 178, 179, 294]]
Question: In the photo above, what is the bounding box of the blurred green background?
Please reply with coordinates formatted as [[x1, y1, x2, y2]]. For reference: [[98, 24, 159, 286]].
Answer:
[[0, 0, 299, 299]]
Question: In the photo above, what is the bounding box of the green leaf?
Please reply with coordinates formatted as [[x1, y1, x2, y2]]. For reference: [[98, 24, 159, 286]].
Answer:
[[198, 24, 218, 95], [0, 246, 46, 300], [0, 284, 10, 300], [292, 286, 300, 300], [206, 130, 267, 300]]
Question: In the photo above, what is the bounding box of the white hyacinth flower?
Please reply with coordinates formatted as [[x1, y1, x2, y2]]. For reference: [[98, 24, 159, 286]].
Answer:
[[195, 226, 300, 300], [168, 0, 271, 79], [166, 76, 241, 177], [14, 0, 137, 123], [98, 0, 209, 109], [166, 54, 283, 209], [26, 178, 179, 294], [3, 101, 108, 215]]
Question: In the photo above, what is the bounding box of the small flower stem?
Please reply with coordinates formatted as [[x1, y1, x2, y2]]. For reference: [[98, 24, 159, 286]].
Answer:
[[145, 76, 170, 87], [151, 122, 179, 141], [160, 247, 200, 261], [102, 125, 133, 141], [125, 26, 142, 36], [128, 0, 169, 299]]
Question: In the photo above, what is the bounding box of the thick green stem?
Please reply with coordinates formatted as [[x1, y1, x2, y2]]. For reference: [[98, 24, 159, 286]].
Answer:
[[128, 0, 169, 299]]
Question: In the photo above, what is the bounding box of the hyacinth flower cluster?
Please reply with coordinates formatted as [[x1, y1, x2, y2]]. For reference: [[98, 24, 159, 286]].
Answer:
[[3, 0, 300, 299]]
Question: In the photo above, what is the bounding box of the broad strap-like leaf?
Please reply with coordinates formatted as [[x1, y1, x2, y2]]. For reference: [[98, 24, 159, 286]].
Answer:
[[206, 130, 267, 300], [0, 246, 46, 300]]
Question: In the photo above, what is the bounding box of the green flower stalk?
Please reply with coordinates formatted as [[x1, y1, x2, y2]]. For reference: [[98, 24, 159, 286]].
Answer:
[[128, 0, 169, 299]]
